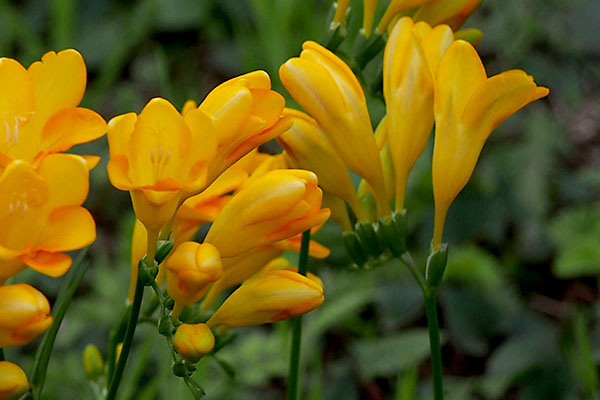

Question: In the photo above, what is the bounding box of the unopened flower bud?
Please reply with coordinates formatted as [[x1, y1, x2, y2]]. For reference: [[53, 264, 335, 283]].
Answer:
[[173, 323, 215, 363], [83, 344, 104, 381], [0, 361, 29, 400]]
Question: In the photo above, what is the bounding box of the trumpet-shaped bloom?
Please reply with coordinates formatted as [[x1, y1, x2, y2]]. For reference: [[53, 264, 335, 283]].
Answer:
[[0, 361, 29, 400], [204, 169, 330, 258], [107, 98, 217, 233], [0, 284, 53, 347], [384, 18, 454, 209], [414, 0, 482, 30], [432, 40, 549, 247], [280, 41, 389, 216], [206, 269, 324, 328], [166, 242, 222, 309], [0, 155, 95, 280], [198, 71, 292, 187], [0, 50, 106, 170], [278, 109, 367, 221], [173, 323, 215, 363]]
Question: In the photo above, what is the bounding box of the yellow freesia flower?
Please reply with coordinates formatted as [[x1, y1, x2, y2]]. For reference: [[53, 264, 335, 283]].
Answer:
[[0, 361, 29, 400], [280, 41, 389, 217], [0, 284, 53, 348], [0, 155, 95, 280], [278, 109, 367, 221], [204, 169, 330, 258], [0, 49, 106, 170], [206, 269, 324, 328], [414, 0, 482, 30], [107, 97, 217, 237], [197, 71, 292, 188], [173, 323, 215, 363], [384, 17, 454, 210], [165, 242, 222, 319], [432, 40, 549, 248]]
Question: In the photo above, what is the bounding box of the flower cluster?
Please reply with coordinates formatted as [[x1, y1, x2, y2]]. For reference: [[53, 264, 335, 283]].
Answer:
[[279, 15, 548, 266], [106, 71, 330, 372], [0, 49, 106, 394]]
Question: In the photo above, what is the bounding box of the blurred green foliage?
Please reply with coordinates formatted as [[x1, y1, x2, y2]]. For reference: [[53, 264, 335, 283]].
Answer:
[[2, 0, 600, 398]]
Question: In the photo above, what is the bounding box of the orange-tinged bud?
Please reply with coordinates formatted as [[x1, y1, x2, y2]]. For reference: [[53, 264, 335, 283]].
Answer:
[[206, 269, 324, 328], [204, 169, 330, 258], [432, 41, 549, 248], [166, 242, 222, 317], [173, 323, 215, 363], [0, 361, 29, 400], [0, 284, 53, 347]]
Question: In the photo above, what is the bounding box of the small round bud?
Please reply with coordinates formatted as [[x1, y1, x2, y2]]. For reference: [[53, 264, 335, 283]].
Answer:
[[83, 344, 104, 381], [0, 361, 29, 400], [173, 323, 215, 364]]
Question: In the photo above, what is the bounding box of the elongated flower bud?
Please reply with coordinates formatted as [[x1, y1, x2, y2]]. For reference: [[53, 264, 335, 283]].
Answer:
[[0, 284, 53, 347], [0, 361, 29, 400], [173, 323, 215, 363], [206, 270, 324, 328], [83, 344, 104, 381], [205, 169, 330, 258]]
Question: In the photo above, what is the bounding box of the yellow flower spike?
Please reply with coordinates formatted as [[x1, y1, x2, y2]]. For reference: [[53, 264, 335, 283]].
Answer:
[[107, 97, 217, 234], [0, 284, 53, 347], [280, 42, 389, 217], [0, 50, 106, 169], [166, 242, 222, 320], [173, 323, 215, 363], [362, 0, 380, 36], [204, 169, 330, 258], [432, 40, 549, 248], [375, 0, 435, 34], [0, 155, 95, 280], [332, 0, 352, 27], [206, 269, 324, 328], [279, 109, 367, 222], [0, 361, 29, 400], [414, 0, 482, 30], [384, 17, 454, 210], [198, 71, 292, 188]]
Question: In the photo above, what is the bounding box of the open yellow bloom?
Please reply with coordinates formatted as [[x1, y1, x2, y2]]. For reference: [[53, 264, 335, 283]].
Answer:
[[432, 40, 549, 248], [0, 284, 53, 347], [384, 17, 454, 210], [206, 269, 324, 328], [278, 109, 367, 221], [165, 242, 222, 318], [204, 169, 330, 258], [173, 323, 215, 363], [0, 49, 106, 170], [0, 361, 29, 400], [414, 0, 482, 30], [197, 71, 292, 188], [280, 41, 389, 217], [0, 155, 95, 280]]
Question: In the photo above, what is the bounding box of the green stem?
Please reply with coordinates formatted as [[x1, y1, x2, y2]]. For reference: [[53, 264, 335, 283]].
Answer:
[[106, 276, 144, 400], [0, 348, 5, 361], [106, 305, 132, 384], [423, 287, 444, 400], [287, 230, 311, 400], [399, 252, 426, 292], [30, 248, 90, 399]]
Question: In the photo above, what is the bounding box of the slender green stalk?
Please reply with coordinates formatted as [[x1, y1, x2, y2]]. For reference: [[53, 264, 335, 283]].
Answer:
[[574, 309, 600, 400], [28, 249, 89, 398], [105, 305, 131, 383], [106, 277, 144, 400], [287, 230, 311, 400], [0, 348, 5, 361], [399, 252, 426, 291], [423, 287, 444, 400]]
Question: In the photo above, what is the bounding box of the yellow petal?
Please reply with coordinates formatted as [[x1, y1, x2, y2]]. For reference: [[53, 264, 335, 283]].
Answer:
[[107, 113, 137, 158], [36, 206, 96, 252], [22, 251, 72, 277], [40, 107, 106, 154], [28, 49, 86, 122], [0, 57, 34, 116], [36, 153, 89, 209]]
